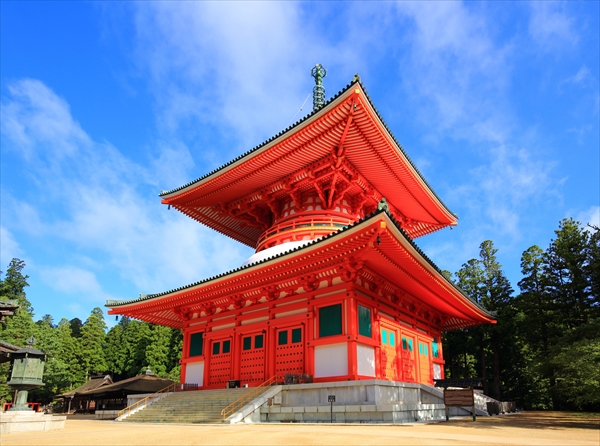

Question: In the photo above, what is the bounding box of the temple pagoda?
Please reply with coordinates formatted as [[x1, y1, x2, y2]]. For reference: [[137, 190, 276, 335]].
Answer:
[[106, 67, 495, 389]]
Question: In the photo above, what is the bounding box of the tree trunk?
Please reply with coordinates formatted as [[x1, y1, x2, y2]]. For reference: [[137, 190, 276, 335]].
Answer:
[[480, 346, 488, 396], [493, 337, 501, 400]]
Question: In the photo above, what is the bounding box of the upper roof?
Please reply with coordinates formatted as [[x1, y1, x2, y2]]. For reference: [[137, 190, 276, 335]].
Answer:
[[107, 209, 494, 331], [160, 79, 458, 247]]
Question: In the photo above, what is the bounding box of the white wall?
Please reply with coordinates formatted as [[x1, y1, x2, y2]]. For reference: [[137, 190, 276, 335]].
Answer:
[[357, 344, 376, 377], [314, 343, 348, 377], [433, 363, 442, 380], [185, 361, 204, 385]]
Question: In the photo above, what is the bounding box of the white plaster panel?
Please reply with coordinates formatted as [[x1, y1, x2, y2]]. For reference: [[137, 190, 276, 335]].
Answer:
[[433, 363, 442, 380], [357, 344, 376, 377], [314, 343, 348, 377], [185, 362, 204, 385]]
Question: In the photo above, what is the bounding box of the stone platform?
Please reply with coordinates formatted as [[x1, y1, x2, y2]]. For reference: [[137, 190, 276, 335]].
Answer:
[[227, 380, 489, 424], [0, 410, 66, 434]]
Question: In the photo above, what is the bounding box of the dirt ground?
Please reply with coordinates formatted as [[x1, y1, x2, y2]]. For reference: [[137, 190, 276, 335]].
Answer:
[[1, 411, 598, 446]]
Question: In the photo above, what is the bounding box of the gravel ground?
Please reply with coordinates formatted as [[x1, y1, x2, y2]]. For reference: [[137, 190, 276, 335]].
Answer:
[[1, 411, 598, 446]]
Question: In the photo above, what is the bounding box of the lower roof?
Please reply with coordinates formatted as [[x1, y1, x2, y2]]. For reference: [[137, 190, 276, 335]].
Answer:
[[107, 210, 495, 331]]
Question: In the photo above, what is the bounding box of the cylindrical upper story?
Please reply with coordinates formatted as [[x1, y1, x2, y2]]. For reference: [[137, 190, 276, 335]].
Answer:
[[256, 192, 361, 252]]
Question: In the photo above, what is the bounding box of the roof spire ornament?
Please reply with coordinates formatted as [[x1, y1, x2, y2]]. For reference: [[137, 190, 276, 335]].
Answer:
[[378, 197, 389, 212], [311, 64, 327, 111]]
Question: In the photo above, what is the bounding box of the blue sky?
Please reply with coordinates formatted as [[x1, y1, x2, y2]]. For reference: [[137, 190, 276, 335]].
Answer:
[[1, 2, 598, 325]]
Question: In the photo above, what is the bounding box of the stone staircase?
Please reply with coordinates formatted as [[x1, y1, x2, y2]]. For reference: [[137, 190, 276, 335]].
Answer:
[[121, 388, 254, 424]]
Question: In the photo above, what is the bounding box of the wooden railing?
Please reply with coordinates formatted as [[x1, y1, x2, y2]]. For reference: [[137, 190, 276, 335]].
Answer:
[[220, 375, 281, 421], [117, 382, 180, 419]]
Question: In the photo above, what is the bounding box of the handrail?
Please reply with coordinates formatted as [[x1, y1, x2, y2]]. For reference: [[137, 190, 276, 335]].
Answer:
[[220, 375, 281, 420], [117, 382, 179, 419], [257, 216, 351, 250]]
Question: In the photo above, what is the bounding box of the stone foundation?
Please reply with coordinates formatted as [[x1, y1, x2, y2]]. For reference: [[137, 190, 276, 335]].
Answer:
[[0, 410, 66, 434], [227, 380, 487, 424]]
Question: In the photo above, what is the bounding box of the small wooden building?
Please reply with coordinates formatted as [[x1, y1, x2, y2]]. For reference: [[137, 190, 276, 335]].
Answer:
[[55, 375, 113, 413]]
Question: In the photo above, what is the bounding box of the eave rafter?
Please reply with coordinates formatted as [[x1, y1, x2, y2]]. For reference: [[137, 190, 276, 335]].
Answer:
[[370, 226, 493, 329], [209, 151, 411, 236], [356, 266, 444, 328]]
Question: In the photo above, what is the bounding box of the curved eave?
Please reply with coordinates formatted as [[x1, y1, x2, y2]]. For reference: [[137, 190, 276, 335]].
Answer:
[[107, 210, 493, 330]]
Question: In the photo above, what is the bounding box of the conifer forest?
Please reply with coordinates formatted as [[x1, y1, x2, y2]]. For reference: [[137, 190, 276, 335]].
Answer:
[[1, 218, 598, 411]]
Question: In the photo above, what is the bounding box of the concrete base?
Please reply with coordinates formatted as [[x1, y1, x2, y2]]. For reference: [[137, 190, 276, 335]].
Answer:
[[95, 410, 120, 420], [228, 380, 490, 424], [0, 410, 66, 434]]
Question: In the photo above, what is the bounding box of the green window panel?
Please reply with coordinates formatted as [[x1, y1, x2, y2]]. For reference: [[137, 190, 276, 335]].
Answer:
[[189, 332, 203, 357], [243, 336, 252, 351], [424, 344, 429, 356], [319, 303, 342, 337], [432, 337, 439, 358], [358, 305, 372, 337], [419, 343, 423, 355], [213, 342, 220, 355], [292, 328, 302, 343], [390, 332, 395, 347], [278, 330, 288, 345], [402, 337, 407, 350], [255, 334, 264, 349], [408, 339, 413, 352], [223, 340, 231, 354], [381, 329, 388, 345]]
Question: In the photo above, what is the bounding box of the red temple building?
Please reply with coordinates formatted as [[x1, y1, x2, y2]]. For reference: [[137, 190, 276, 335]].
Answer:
[[106, 70, 495, 391]]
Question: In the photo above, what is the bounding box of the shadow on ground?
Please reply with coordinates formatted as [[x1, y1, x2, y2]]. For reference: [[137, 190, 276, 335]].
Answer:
[[438, 411, 599, 431]]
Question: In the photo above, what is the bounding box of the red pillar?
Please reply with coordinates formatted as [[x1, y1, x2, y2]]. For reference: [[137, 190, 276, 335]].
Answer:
[[373, 309, 382, 379], [232, 324, 241, 380], [347, 294, 358, 380], [306, 302, 315, 377]]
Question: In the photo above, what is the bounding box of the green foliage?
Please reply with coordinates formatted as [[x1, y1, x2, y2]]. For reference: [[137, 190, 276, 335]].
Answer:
[[105, 318, 182, 381], [551, 336, 600, 410], [69, 318, 83, 338], [145, 325, 173, 377], [0, 259, 36, 347], [77, 307, 108, 379], [448, 241, 516, 401]]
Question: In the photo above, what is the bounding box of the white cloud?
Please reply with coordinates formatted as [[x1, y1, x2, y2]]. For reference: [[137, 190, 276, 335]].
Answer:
[[529, 2, 579, 52], [392, 1, 514, 143], [0, 79, 90, 163], [0, 227, 24, 270], [1, 78, 251, 302], [562, 65, 593, 86], [573, 206, 600, 232], [133, 2, 322, 150], [40, 265, 104, 296]]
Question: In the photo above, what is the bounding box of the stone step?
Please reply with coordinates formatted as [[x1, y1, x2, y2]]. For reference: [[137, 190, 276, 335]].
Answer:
[[122, 388, 255, 424]]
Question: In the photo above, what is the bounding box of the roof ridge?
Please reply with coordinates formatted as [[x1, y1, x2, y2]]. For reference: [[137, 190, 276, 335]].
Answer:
[[159, 78, 361, 198]]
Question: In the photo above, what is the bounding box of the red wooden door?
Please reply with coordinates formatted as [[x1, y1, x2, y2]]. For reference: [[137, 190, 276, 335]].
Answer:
[[418, 339, 432, 384], [380, 325, 400, 381], [400, 334, 416, 382], [239, 332, 266, 385], [208, 339, 232, 387], [275, 326, 304, 378]]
